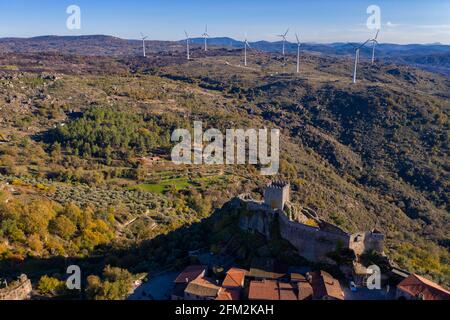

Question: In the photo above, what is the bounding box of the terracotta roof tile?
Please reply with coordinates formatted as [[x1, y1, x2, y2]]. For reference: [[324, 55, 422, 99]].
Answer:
[[185, 277, 220, 298], [216, 288, 241, 300], [278, 282, 298, 300], [308, 271, 344, 300], [397, 274, 450, 300], [174, 265, 207, 284], [298, 279, 313, 300], [223, 268, 247, 288], [248, 280, 280, 300]]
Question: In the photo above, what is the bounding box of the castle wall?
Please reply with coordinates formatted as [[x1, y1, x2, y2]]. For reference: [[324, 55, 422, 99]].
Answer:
[[0, 275, 32, 300], [349, 232, 385, 256], [236, 193, 385, 264], [278, 212, 351, 263]]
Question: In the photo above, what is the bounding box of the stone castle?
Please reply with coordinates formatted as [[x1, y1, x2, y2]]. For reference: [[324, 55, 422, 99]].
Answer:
[[237, 182, 385, 263]]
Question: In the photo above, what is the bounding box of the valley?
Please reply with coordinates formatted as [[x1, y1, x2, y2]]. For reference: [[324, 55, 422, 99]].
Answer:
[[0, 39, 448, 299]]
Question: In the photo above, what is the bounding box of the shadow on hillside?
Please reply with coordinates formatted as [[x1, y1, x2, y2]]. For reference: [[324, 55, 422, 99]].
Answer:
[[0, 207, 224, 283], [2, 199, 334, 294]]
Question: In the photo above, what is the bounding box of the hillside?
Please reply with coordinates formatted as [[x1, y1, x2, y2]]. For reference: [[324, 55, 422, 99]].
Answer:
[[1, 35, 449, 75], [0, 45, 448, 293]]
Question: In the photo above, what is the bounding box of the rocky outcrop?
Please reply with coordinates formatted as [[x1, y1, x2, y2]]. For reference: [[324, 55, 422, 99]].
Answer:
[[0, 274, 32, 300]]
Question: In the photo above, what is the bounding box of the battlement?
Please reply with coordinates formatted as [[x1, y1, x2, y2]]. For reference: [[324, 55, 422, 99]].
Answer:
[[267, 181, 290, 189]]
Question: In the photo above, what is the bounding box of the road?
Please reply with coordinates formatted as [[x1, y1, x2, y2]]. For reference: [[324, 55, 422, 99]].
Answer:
[[128, 272, 178, 301]]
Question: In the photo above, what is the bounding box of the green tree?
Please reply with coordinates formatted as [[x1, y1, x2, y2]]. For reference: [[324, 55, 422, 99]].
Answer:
[[49, 216, 77, 239], [37, 276, 65, 296]]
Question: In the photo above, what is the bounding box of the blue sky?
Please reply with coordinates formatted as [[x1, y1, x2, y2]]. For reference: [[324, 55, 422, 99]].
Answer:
[[0, 0, 449, 44]]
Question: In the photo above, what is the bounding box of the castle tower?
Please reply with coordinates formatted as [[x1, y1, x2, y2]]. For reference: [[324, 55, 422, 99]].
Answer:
[[264, 181, 290, 211]]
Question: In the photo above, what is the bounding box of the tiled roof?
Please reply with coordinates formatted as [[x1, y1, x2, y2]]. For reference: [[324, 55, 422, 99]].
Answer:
[[308, 271, 344, 300], [297, 278, 313, 300], [290, 273, 306, 282], [397, 274, 450, 300], [248, 280, 280, 300], [278, 282, 298, 300], [185, 277, 220, 298], [174, 265, 207, 284], [248, 280, 304, 300], [222, 268, 247, 288], [216, 288, 241, 300]]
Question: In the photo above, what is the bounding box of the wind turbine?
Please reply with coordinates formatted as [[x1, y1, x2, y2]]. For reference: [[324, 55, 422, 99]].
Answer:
[[202, 25, 210, 51], [184, 30, 190, 60], [371, 29, 380, 65], [244, 34, 252, 66], [277, 28, 289, 56], [140, 33, 148, 57], [352, 30, 381, 83], [295, 33, 301, 73], [352, 46, 361, 84]]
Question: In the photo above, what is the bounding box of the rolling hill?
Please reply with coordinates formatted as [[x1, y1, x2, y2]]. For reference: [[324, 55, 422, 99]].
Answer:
[[0, 38, 448, 289]]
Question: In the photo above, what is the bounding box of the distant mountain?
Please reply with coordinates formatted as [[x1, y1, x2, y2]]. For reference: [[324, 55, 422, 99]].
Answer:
[[0, 35, 181, 56], [190, 37, 243, 47], [1, 35, 449, 75]]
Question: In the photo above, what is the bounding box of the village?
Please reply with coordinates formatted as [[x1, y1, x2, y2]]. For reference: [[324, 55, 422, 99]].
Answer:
[[1, 182, 449, 301], [129, 182, 450, 301]]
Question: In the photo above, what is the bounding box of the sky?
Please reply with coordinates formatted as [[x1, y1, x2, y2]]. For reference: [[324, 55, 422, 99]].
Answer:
[[0, 0, 449, 44]]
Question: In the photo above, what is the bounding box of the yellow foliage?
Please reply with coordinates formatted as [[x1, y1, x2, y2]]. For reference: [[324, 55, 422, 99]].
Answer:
[[305, 219, 319, 227], [28, 234, 44, 254]]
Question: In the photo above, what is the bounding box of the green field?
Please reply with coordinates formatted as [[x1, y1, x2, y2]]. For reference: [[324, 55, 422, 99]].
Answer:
[[131, 175, 229, 194]]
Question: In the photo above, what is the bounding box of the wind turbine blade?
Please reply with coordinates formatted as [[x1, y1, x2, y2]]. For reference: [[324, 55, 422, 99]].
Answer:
[[295, 33, 300, 44], [284, 28, 290, 37], [374, 29, 380, 40], [357, 38, 372, 49]]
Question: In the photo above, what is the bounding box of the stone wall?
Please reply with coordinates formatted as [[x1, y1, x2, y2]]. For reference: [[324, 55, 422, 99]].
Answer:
[[278, 212, 350, 262], [0, 275, 32, 300], [349, 231, 385, 256], [236, 196, 385, 263]]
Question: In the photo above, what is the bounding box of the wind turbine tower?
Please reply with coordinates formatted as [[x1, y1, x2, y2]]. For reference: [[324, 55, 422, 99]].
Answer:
[[140, 33, 148, 57], [295, 33, 301, 73], [244, 35, 252, 66], [353, 47, 360, 84], [352, 33, 379, 84], [185, 30, 191, 60], [277, 29, 289, 56], [202, 25, 210, 51], [371, 29, 380, 65]]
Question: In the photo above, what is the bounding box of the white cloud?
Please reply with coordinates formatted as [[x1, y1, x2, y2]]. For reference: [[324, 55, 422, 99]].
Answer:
[[386, 22, 400, 28]]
